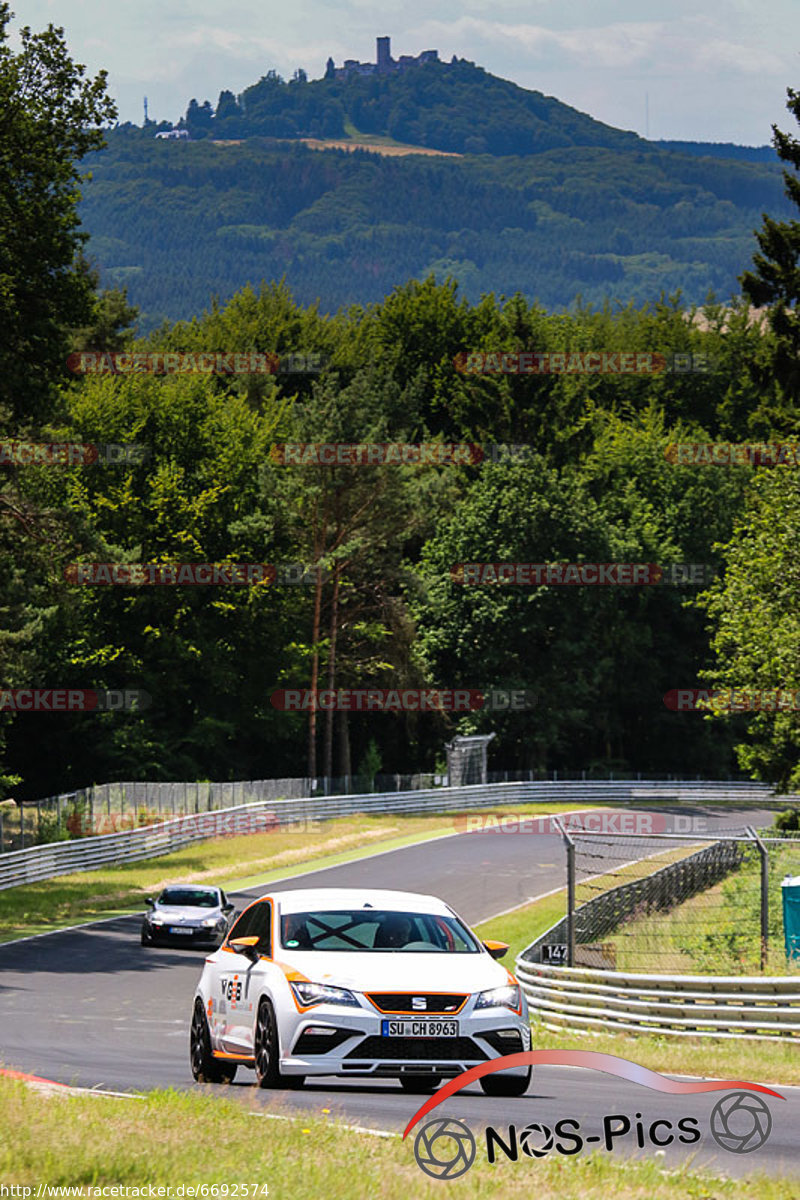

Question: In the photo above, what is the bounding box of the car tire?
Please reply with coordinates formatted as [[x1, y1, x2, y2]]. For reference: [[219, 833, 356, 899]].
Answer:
[[479, 1068, 531, 1097], [254, 998, 282, 1088], [140, 927, 150, 946], [400, 1075, 441, 1093], [190, 998, 236, 1084], [284, 1075, 306, 1089]]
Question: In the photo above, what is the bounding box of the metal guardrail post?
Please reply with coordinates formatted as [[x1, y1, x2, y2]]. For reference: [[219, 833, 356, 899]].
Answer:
[[747, 825, 769, 971], [553, 817, 576, 967]]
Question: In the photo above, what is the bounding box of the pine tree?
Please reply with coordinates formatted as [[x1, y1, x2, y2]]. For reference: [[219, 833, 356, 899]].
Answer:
[[740, 88, 800, 402]]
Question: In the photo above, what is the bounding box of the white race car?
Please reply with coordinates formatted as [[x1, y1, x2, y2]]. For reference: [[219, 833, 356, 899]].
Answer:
[[190, 887, 531, 1095]]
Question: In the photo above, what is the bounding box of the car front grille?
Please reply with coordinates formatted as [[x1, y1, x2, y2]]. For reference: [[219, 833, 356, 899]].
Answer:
[[345, 1037, 487, 1061], [365, 993, 467, 1014]]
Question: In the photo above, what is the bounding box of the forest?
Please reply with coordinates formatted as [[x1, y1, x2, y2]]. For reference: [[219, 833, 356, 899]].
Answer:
[[3, 276, 800, 799], [79, 133, 789, 331]]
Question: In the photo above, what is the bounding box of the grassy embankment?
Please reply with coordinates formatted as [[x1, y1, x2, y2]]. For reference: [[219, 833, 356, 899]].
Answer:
[[0, 802, 601, 942]]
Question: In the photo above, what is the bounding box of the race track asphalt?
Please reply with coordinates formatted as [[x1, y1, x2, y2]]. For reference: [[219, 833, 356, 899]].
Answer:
[[0, 805, 796, 1181]]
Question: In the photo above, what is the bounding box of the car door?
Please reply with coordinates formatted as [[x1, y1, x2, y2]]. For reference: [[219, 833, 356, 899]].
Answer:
[[217, 899, 272, 1054]]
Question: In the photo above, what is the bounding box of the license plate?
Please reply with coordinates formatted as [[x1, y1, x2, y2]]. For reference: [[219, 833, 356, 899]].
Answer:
[[381, 1020, 458, 1037], [169, 927, 193, 936]]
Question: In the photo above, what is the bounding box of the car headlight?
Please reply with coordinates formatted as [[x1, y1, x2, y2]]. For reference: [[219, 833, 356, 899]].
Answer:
[[474, 985, 521, 1011], [290, 981, 359, 1008], [202, 916, 224, 927], [150, 916, 165, 926]]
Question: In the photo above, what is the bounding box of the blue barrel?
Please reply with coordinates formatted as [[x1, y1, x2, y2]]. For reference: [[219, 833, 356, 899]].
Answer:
[[782, 875, 800, 960]]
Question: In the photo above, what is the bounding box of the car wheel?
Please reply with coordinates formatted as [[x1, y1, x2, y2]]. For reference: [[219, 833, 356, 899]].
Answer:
[[479, 1068, 531, 1097], [284, 1075, 306, 1089], [140, 927, 150, 946], [400, 1075, 441, 1093], [254, 998, 282, 1088], [190, 998, 234, 1084]]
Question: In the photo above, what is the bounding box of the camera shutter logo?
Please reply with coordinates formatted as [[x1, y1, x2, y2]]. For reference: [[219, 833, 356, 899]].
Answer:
[[520, 1122, 555, 1158], [414, 1118, 476, 1179], [710, 1092, 772, 1154]]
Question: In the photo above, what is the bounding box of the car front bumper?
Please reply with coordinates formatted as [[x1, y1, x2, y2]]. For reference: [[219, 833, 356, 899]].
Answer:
[[279, 1003, 532, 1078], [146, 923, 226, 946]]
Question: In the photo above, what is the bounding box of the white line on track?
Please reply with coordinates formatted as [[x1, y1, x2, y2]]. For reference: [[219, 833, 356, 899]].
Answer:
[[0, 910, 139, 947], [250, 1112, 398, 1138]]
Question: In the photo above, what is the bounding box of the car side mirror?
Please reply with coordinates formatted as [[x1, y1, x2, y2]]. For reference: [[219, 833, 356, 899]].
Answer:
[[144, 897, 155, 907], [230, 936, 259, 961], [223, 903, 235, 914], [483, 940, 509, 960]]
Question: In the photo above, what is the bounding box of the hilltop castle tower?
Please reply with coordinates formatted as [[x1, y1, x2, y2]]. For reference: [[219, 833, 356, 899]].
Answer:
[[376, 36, 392, 71], [330, 37, 439, 79]]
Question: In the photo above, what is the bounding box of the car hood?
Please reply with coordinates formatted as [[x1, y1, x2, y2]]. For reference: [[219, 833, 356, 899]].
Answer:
[[275, 950, 512, 993], [153, 906, 221, 921]]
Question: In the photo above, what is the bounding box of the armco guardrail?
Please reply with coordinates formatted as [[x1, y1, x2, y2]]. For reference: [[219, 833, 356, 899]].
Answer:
[[0, 778, 780, 890], [515, 960, 800, 1040]]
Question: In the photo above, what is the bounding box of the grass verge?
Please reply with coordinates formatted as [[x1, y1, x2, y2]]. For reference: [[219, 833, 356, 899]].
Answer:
[[0, 1078, 795, 1197]]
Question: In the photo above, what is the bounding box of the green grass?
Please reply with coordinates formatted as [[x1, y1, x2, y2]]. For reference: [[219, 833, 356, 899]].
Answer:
[[0, 1077, 795, 1197], [475, 890, 567, 964]]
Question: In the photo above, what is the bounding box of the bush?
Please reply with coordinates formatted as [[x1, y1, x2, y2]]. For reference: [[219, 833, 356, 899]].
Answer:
[[35, 809, 70, 845], [774, 808, 800, 832]]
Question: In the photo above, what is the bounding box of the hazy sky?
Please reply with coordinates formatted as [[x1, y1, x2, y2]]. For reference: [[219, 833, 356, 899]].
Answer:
[[10, 1, 797, 143]]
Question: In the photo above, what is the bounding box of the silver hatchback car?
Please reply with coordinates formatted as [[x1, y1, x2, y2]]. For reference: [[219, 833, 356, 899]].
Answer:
[[141, 885, 235, 948]]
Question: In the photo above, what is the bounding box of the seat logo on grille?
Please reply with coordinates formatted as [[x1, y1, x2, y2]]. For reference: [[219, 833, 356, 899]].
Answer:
[[412, 997, 427, 1011]]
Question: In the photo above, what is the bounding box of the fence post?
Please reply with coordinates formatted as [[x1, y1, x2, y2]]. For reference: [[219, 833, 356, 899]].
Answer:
[[747, 826, 769, 970], [554, 817, 576, 967]]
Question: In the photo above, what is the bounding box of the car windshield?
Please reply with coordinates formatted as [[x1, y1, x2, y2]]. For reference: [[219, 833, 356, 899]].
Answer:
[[280, 909, 479, 952], [159, 888, 219, 908]]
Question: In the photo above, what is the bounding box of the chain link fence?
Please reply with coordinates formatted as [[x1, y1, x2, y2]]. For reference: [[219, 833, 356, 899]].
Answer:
[[524, 822, 800, 976], [0, 772, 448, 851]]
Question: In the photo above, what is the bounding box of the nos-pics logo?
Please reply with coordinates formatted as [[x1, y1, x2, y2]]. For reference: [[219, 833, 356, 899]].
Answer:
[[405, 1051, 783, 1181]]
